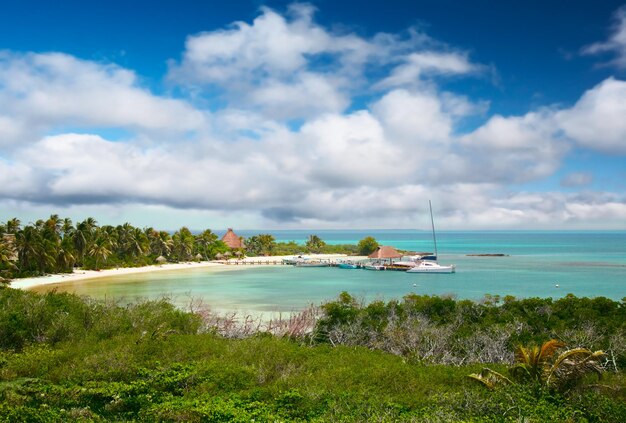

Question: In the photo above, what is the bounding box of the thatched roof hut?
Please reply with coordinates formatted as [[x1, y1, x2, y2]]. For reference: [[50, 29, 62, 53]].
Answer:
[[368, 246, 402, 260], [221, 228, 244, 249], [155, 255, 167, 264]]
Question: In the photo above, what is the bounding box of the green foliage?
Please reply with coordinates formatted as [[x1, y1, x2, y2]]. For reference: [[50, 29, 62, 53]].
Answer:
[[0, 289, 624, 422], [0, 289, 200, 351], [470, 339, 608, 396], [1, 216, 231, 280], [244, 234, 276, 256], [314, 292, 626, 367], [305, 234, 326, 253], [357, 236, 379, 255]]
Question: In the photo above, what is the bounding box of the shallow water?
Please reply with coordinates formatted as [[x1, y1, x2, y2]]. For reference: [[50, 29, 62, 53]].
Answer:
[[33, 231, 626, 313]]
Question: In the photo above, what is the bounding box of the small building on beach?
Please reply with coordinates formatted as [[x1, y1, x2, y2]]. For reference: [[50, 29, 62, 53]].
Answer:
[[368, 246, 402, 262], [221, 228, 244, 250]]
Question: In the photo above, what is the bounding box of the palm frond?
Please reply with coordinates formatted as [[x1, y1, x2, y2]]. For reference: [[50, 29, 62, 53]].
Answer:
[[539, 339, 565, 361], [545, 348, 607, 391], [467, 368, 512, 389]]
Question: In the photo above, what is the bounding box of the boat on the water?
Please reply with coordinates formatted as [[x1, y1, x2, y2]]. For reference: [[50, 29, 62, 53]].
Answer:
[[407, 200, 456, 274], [294, 261, 329, 268], [282, 256, 302, 265], [406, 260, 456, 273], [364, 264, 385, 270], [337, 263, 358, 269]]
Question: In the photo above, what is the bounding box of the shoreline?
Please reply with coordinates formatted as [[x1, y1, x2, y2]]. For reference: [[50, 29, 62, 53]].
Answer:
[[9, 254, 355, 290]]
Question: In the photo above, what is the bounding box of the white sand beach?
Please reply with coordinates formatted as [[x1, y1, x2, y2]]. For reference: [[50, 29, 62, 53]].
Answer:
[[9, 254, 358, 290]]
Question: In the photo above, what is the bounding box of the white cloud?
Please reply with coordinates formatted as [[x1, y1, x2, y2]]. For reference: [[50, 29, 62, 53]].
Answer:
[[556, 77, 626, 154], [371, 89, 453, 144], [582, 5, 626, 68], [0, 52, 207, 149], [168, 5, 483, 120], [459, 111, 568, 183], [376, 51, 481, 89], [168, 4, 364, 119], [248, 72, 349, 120], [2, 5, 626, 229]]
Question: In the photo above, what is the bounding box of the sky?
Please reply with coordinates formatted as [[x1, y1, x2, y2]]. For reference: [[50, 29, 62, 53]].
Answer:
[[1, 0, 626, 230]]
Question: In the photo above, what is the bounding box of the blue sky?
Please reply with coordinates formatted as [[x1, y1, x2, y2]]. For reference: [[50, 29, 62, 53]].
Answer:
[[1, 1, 625, 229]]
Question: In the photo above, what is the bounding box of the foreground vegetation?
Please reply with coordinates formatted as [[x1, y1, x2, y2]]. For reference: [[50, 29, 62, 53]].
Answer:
[[0, 288, 624, 421]]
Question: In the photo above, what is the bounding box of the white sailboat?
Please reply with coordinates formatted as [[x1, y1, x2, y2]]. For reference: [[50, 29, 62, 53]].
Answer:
[[406, 201, 456, 274]]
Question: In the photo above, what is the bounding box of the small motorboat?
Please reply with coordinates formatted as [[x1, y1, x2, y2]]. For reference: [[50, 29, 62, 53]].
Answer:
[[337, 263, 358, 269], [363, 264, 385, 270], [406, 260, 456, 274], [294, 260, 329, 268]]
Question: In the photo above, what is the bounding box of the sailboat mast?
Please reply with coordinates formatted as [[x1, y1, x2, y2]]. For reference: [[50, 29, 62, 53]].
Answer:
[[429, 200, 438, 258]]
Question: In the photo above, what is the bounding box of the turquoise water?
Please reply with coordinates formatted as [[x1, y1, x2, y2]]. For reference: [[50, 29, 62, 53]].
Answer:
[[41, 231, 626, 313]]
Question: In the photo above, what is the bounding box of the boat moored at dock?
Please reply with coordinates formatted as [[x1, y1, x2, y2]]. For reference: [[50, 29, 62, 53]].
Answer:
[[406, 261, 456, 273]]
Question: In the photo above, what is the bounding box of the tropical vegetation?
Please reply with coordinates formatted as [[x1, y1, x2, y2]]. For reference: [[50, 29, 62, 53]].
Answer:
[[1, 217, 374, 283], [357, 235, 379, 255], [0, 216, 231, 280], [0, 289, 624, 421]]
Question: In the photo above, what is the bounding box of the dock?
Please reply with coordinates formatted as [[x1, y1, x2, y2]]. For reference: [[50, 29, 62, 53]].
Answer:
[[218, 260, 411, 271]]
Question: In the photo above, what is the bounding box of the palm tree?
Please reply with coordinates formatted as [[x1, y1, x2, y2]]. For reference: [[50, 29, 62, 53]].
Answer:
[[144, 228, 174, 257], [172, 227, 194, 261], [61, 218, 74, 240], [0, 240, 18, 282], [15, 225, 40, 273], [15, 225, 55, 275], [257, 234, 276, 256], [510, 339, 565, 383], [45, 214, 62, 238], [56, 246, 76, 273], [89, 236, 112, 270], [117, 223, 143, 260], [306, 234, 326, 253], [195, 229, 219, 260], [5, 218, 21, 234], [75, 218, 97, 265], [544, 347, 607, 393], [471, 339, 608, 394]]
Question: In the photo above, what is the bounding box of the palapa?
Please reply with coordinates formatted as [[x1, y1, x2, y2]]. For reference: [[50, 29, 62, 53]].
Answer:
[[368, 246, 403, 259], [221, 228, 244, 249]]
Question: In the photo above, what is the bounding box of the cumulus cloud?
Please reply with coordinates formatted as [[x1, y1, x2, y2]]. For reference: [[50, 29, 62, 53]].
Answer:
[[555, 77, 626, 154], [168, 4, 484, 120], [2, 4, 626, 229], [168, 4, 366, 119], [582, 5, 626, 68], [0, 51, 207, 148], [458, 110, 568, 183]]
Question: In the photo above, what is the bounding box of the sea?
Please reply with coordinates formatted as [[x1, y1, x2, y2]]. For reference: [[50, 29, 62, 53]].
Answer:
[[33, 230, 626, 314]]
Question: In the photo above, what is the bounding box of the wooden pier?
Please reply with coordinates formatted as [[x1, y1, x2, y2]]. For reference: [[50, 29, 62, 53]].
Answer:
[[220, 260, 289, 266]]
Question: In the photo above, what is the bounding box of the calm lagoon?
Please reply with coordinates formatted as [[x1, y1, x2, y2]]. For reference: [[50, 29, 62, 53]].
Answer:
[[33, 231, 626, 314]]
